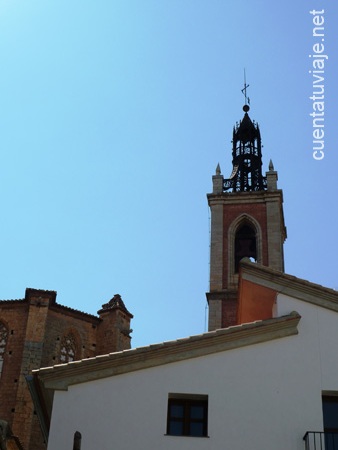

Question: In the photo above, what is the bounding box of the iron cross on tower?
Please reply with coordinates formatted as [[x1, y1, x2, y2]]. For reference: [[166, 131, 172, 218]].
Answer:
[[241, 69, 250, 112]]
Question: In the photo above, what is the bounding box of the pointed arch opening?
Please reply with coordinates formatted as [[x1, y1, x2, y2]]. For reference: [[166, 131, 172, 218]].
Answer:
[[228, 214, 263, 286], [234, 224, 257, 272]]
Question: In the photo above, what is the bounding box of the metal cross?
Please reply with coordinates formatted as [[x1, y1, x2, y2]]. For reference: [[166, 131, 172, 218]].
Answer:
[[241, 69, 250, 106]]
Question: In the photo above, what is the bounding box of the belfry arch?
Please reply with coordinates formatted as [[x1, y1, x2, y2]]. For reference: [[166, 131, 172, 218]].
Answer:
[[230, 214, 262, 272]]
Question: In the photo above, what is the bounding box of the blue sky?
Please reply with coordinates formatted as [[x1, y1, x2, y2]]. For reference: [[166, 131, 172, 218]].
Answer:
[[0, 1, 337, 348]]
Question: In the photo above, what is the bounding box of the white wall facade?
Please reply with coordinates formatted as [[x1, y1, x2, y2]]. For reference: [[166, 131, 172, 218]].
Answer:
[[47, 295, 338, 450]]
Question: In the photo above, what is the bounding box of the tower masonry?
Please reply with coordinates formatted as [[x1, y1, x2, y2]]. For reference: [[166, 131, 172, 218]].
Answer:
[[207, 103, 286, 331]]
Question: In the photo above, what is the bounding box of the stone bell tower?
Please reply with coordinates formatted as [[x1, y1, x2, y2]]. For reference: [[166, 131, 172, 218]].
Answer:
[[206, 96, 286, 331]]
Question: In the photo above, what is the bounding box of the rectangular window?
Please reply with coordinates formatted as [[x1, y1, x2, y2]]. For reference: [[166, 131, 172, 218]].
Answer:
[[166, 394, 208, 437], [323, 395, 338, 432], [322, 395, 338, 450]]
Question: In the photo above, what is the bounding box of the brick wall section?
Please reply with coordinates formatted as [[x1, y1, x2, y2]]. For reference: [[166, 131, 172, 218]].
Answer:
[[12, 290, 52, 450], [28, 415, 45, 450], [97, 295, 133, 354], [221, 296, 238, 328], [0, 302, 28, 428], [42, 308, 100, 367], [0, 289, 133, 450]]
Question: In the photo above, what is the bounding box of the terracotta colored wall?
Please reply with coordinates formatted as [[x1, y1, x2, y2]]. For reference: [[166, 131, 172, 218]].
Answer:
[[237, 278, 276, 324]]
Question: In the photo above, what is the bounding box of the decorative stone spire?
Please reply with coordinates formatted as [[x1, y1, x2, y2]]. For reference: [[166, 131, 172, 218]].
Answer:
[[266, 159, 278, 191], [212, 163, 224, 194]]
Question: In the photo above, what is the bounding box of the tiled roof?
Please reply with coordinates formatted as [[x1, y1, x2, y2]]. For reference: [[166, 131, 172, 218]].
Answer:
[[33, 312, 300, 390]]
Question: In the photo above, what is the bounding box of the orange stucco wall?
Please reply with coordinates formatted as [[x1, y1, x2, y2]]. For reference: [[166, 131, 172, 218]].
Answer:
[[237, 278, 276, 324]]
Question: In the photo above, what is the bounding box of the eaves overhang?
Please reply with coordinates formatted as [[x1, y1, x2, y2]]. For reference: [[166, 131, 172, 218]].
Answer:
[[33, 312, 300, 392]]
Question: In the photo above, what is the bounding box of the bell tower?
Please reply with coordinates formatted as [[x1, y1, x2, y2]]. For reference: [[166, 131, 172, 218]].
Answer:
[[206, 94, 286, 331]]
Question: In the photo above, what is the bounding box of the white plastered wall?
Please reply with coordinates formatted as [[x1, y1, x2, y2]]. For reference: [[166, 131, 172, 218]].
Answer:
[[47, 294, 338, 450]]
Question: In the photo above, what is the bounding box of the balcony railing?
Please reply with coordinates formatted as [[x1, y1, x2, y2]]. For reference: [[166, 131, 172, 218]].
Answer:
[[304, 432, 338, 450]]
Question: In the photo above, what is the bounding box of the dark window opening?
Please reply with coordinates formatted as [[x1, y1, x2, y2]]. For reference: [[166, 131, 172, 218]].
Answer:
[[323, 396, 338, 432], [235, 224, 257, 272], [167, 395, 208, 437], [322, 396, 338, 450]]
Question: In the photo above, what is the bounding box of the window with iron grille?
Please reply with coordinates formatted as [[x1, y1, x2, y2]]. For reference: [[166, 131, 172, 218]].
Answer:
[[166, 394, 208, 437]]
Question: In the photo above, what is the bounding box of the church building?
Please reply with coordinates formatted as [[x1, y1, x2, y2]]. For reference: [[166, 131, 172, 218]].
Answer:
[[0, 289, 133, 450], [6, 97, 338, 450]]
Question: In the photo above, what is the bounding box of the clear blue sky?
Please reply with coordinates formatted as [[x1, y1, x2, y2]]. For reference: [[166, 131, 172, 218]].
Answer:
[[0, 1, 337, 348]]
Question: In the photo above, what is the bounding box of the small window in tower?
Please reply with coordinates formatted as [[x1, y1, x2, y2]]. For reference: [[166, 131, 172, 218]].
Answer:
[[0, 322, 8, 377], [166, 394, 208, 437], [234, 224, 257, 272], [60, 333, 77, 363]]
